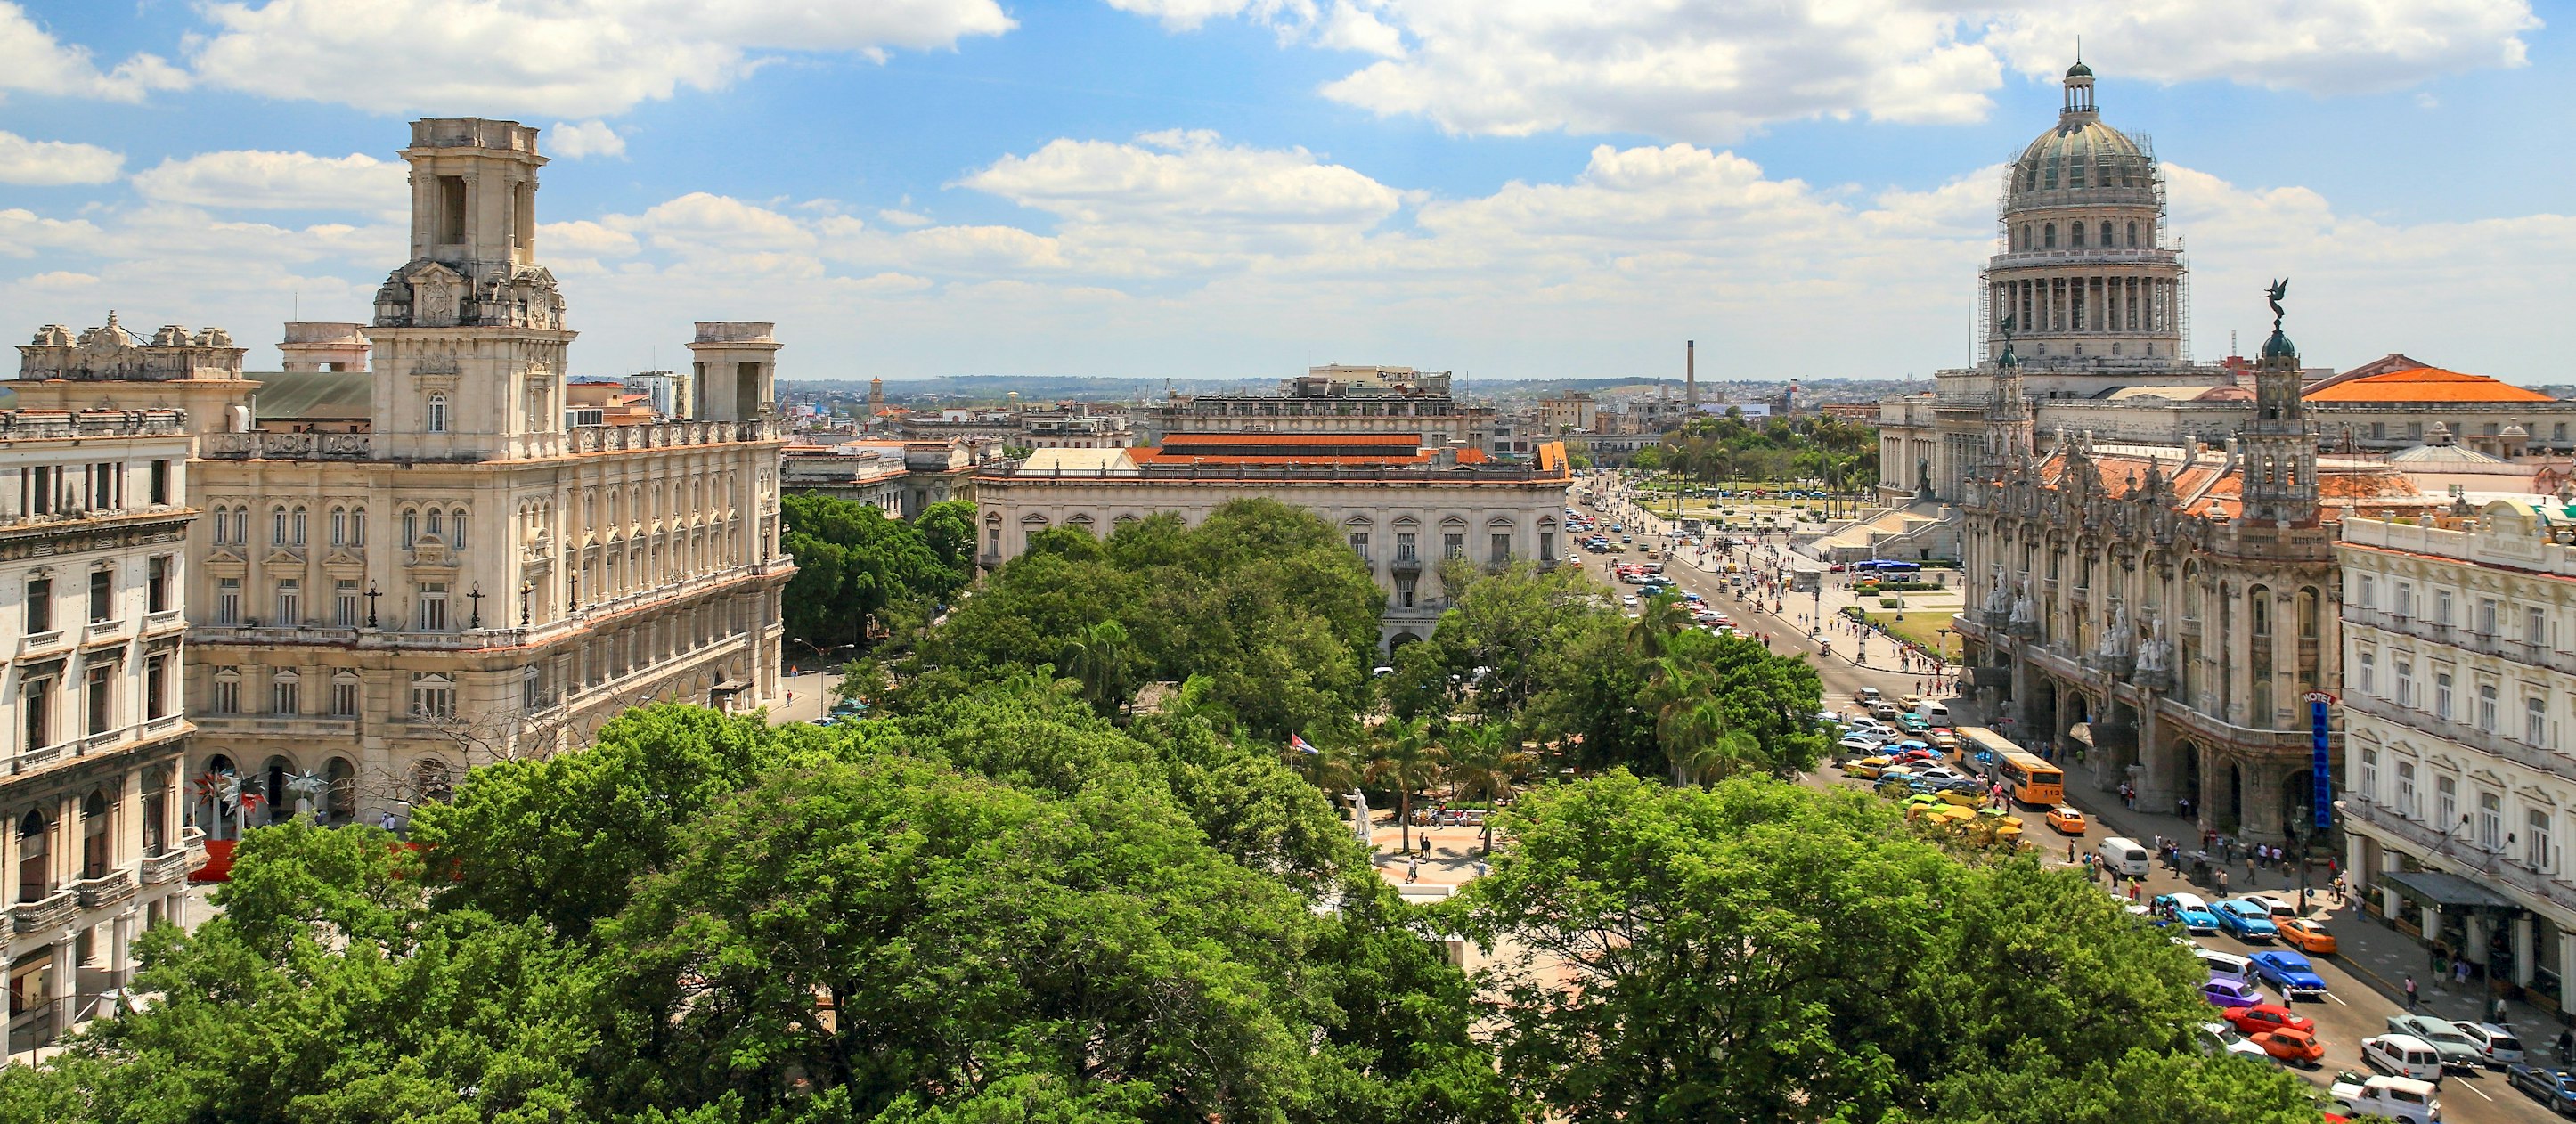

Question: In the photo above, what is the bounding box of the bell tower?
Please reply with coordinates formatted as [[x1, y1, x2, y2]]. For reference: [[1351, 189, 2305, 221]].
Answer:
[[368, 118, 573, 453], [2237, 281, 2318, 526]]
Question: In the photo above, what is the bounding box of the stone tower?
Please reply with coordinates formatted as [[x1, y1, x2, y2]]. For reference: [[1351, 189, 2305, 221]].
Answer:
[[368, 118, 571, 455], [1981, 62, 2188, 369], [2237, 284, 2319, 526]]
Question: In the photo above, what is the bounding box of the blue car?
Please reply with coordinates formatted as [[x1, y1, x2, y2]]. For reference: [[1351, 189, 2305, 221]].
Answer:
[[2247, 950, 2328, 1000], [2153, 892, 2221, 934], [2508, 1063, 2576, 1114], [2213, 899, 2279, 942]]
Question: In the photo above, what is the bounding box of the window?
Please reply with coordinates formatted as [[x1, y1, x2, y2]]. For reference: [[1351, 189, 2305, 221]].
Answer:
[[1490, 533, 1511, 565], [2530, 696, 2551, 746], [25, 577, 51, 634], [149, 459, 169, 505], [81, 793, 108, 879], [522, 665, 548, 710], [2250, 592, 2270, 636], [437, 175, 467, 242], [2435, 590, 2454, 626], [350, 507, 366, 547], [1443, 533, 1463, 560], [85, 663, 110, 736], [330, 507, 346, 546], [143, 784, 167, 856], [2533, 607, 2550, 648], [2370, 421, 2386, 440], [291, 507, 306, 545], [2360, 747, 2378, 802], [1540, 532, 1556, 561], [1396, 532, 1417, 562], [17, 812, 48, 901], [2395, 662, 2414, 707], [231, 507, 249, 545], [2395, 582, 2414, 617], [2357, 651, 2375, 695], [1348, 533, 1368, 562], [2300, 589, 2320, 639], [211, 671, 240, 714], [2531, 809, 2556, 872], [2396, 761, 2417, 817], [144, 656, 167, 720], [2480, 792, 2503, 851], [1396, 574, 1416, 608], [2125, 220, 2137, 248], [2099, 221, 2112, 247], [274, 579, 300, 626], [2356, 574, 2374, 608], [2043, 223, 2056, 248], [403, 509, 418, 546], [426, 394, 449, 434], [216, 577, 240, 625], [2436, 774, 2458, 832], [147, 556, 170, 614], [417, 582, 449, 631], [272, 506, 289, 545], [330, 674, 360, 718], [270, 671, 299, 716], [20, 678, 51, 752], [2479, 599, 2499, 636], [208, 505, 227, 545], [86, 568, 110, 622], [336, 580, 361, 628], [410, 674, 457, 720], [2071, 221, 2085, 247], [2436, 672, 2455, 720], [2479, 684, 2499, 732]]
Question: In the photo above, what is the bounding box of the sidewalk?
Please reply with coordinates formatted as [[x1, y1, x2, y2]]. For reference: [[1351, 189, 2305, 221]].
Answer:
[[2081, 795, 2568, 1030]]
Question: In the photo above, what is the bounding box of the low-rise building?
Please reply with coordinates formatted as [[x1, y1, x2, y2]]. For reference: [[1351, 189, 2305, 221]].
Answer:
[[974, 435, 1571, 650], [2339, 500, 2576, 1011], [0, 409, 202, 1053]]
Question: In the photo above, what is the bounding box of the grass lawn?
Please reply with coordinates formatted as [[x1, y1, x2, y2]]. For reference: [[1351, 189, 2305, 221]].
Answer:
[[1863, 610, 1960, 656]]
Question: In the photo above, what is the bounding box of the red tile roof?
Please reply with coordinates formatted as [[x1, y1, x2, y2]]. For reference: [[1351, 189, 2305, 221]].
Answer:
[[2303, 366, 2556, 404]]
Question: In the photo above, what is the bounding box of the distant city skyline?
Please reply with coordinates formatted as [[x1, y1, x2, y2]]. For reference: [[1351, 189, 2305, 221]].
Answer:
[[0, 1, 2560, 382]]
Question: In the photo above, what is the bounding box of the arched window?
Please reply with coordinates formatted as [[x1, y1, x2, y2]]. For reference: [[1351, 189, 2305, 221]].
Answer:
[[2018, 225, 2028, 250], [351, 507, 366, 547], [18, 810, 50, 901], [426, 509, 444, 541], [449, 509, 466, 552], [330, 507, 346, 547], [2099, 221, 2113, 247], [232, 507, 249, 545], [324, 757, 356, 827], [426, 394, 449, 434], [81, 792, 109, 879], [2298, 587, 2321, 639], [2071, 222, 2085, 248], [2250, 586, 2271, 635], [2125, 221, 2138, 248], [272, 506, 289, 545], [2042, 224, 2057, 248], [290, 506, 307, 545], [402, 509, 419, 546]]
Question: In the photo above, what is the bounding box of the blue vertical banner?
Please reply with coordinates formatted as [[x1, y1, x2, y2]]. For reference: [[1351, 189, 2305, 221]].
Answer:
[[2307, 692, 2334, 830]]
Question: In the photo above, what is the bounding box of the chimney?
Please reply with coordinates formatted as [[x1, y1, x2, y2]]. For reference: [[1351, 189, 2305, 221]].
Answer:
[[1685, 339, 1698, 410]]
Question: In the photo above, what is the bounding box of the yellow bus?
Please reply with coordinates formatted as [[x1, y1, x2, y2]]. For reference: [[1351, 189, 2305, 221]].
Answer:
[[1953, 727, 2064, 806]]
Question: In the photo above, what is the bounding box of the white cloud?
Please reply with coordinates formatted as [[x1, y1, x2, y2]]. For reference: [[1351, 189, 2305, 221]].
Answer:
[[877, 208, 934, 228], [540, 219, 640, 258], [0, 2, 187, 102], [0, 130, 122, 185], [549, 120, 627, 159], [131, 150, 408, 216], [1121, 0, 2539, 143], [187, 0, 1016, 118]]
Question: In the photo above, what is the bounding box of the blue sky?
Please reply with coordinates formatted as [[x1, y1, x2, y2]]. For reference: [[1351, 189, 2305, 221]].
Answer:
[[0, 0, 2562, 382]]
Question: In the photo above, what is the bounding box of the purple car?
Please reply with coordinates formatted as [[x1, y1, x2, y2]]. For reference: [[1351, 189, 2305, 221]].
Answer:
[[2202, 978, 2264, 1008]]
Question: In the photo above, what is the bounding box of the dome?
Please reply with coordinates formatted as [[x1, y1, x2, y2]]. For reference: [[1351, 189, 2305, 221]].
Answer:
[[2262, 328, 2298, 362], [2067, 61, 2094, 78], [2006, 117, 2156, 208]]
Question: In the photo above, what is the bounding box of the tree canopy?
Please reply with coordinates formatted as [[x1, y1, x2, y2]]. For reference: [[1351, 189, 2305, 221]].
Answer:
[[778, 493, 968, 652]]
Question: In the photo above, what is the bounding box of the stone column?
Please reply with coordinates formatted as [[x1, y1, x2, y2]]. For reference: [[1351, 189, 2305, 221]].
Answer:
[[47, 933, 74, 1041], [110, 914, 133, 990], [2384, 846, 2407, 922], [2515, 914, 2537, 987], [2466, 913, 2491, 968], [2137, 706, 2184, 812], [2241, 765, 2286, 843]]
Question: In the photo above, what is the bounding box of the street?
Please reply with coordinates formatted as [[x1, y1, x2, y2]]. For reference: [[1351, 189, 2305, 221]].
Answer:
[[1569, 481, 2567, 1124]]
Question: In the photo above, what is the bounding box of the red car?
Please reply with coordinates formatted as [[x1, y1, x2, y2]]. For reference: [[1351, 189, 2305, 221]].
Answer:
[[2222, 1003, 2317, 1037], [2250, 1028, 2324, 1066]]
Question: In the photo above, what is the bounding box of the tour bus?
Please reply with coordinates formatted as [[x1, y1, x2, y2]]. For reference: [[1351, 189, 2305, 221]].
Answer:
[[1955, 727, 2064, 806]]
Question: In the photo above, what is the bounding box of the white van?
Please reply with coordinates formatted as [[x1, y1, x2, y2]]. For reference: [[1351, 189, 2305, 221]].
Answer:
[[2362, 1035, 2446, 1083], [2195, 948, 2253, 982], [1918, 700, 1951, 723], [2098, 836, 2150, 878]]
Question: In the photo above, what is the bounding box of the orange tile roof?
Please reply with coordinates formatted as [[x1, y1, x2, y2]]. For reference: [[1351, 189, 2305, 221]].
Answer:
[[2303, 366, 2555, 404], [1161, 432, 1423, 448]]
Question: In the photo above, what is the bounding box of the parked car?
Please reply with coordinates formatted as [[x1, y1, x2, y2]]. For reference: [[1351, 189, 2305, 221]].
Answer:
[[2274, 916, 2337, 956], [2335, 1071, 2442, 1124], [2247, 951, 2328, 1001], [2045, 806, 2087, 835], [2153, 892, 2221, 934], [2507, 1063, 2576, 1115], [2198, 1021, 2270, 1062], [2213, 899, 2280, 941], [2249, 1027, 2325, 1067], [2238, 893, 2299, 921], [2384, 1014, 2487, 1071], [1839, 741, 1889, 762], [2457, 1021, 2525, 1067], [2221, 1002, 2317, 1037], [2201, 978, 2265, 1010], [2361, 1034, 2448, 1083]]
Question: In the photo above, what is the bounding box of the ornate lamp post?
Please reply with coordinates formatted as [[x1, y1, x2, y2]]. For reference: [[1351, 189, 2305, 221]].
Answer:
[[466, 582, 484, 630], [519, 579, 534, 625], [363, 582, 380, 629]]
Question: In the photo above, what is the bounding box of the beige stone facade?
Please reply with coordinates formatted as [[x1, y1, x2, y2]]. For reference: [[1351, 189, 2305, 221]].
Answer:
[[0, 410, 202, 1053], [11, 118, 792, 832]]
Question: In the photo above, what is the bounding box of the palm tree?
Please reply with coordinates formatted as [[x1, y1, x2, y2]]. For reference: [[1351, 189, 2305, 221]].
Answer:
[[1627, 593, 1692, 661], [1363, 716, 1447, 852], [1442, 720, 1532, 854], [1300, 737, 1361, 801], [1056, 620, 1133, 718]]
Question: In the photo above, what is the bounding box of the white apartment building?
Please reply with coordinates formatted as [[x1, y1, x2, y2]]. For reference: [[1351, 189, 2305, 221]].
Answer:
[[2341, 501, 2576, 1011], [0, 409, 202, 1054]]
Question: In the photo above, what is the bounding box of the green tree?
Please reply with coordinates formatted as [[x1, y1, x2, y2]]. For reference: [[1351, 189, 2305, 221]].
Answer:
[[1440, 719, 1529, 853], [1382, 637, 1455, 723], [1363, 716, 1447, 851], [915, 498, 978, 573], [779, 493, 966, 651], [1455, 774, 2246, 1124], [1056, 618, 1135, 717]]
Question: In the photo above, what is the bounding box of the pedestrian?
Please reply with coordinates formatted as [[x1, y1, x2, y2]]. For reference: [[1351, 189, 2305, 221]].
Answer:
[[2457, 958, 2472, 988], [2069, 841, 2077, 863], [2558, 1028, 2573, 1064], [2216, 868, 2229, 893], [2405, 974, 2420, 1010], [2128, 881, 2141, 904], [2494, 997, 2509, 1025], [1473, 858, 1488, 878], [1405, 857, 1419, 884]]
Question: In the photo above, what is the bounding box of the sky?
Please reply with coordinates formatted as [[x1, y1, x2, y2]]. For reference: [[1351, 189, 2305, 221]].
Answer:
[[0, 0, 2564, 383]]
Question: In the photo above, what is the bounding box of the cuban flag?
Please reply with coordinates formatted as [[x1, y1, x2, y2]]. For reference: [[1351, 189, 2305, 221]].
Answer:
[[1290, 733, 1319, 755]]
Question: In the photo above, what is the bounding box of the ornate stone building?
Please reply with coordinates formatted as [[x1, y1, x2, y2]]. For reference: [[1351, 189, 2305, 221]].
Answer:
[[0, 409, 202, 1052], [11, 118, 792, 835], [1955, 301, 2431, 843]]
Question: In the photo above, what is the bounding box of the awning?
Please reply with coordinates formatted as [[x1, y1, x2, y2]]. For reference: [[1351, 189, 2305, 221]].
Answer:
[[2382, 868, 2517, 910]]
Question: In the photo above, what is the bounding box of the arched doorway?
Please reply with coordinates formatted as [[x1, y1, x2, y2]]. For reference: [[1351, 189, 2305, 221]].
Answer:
[[323, 758, 356, 827], [2283, 768, 2314, 839], [2179, 740, 2204, 823], [2225, 762, 2246, 831], [262, 756, 295, 827]]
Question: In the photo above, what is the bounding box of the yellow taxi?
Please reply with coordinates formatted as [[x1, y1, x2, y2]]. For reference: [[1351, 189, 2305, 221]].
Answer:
[[2274, 917, 2337, 956], [1900, 694, 1925, 712], [2044, 805, 2088, 835], [1844, 756, 1894, 779], [1927, 729, 1961, 752]]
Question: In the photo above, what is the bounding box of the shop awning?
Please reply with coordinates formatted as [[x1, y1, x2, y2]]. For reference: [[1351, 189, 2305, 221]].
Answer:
[[2382, 869, 2517, 910]]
